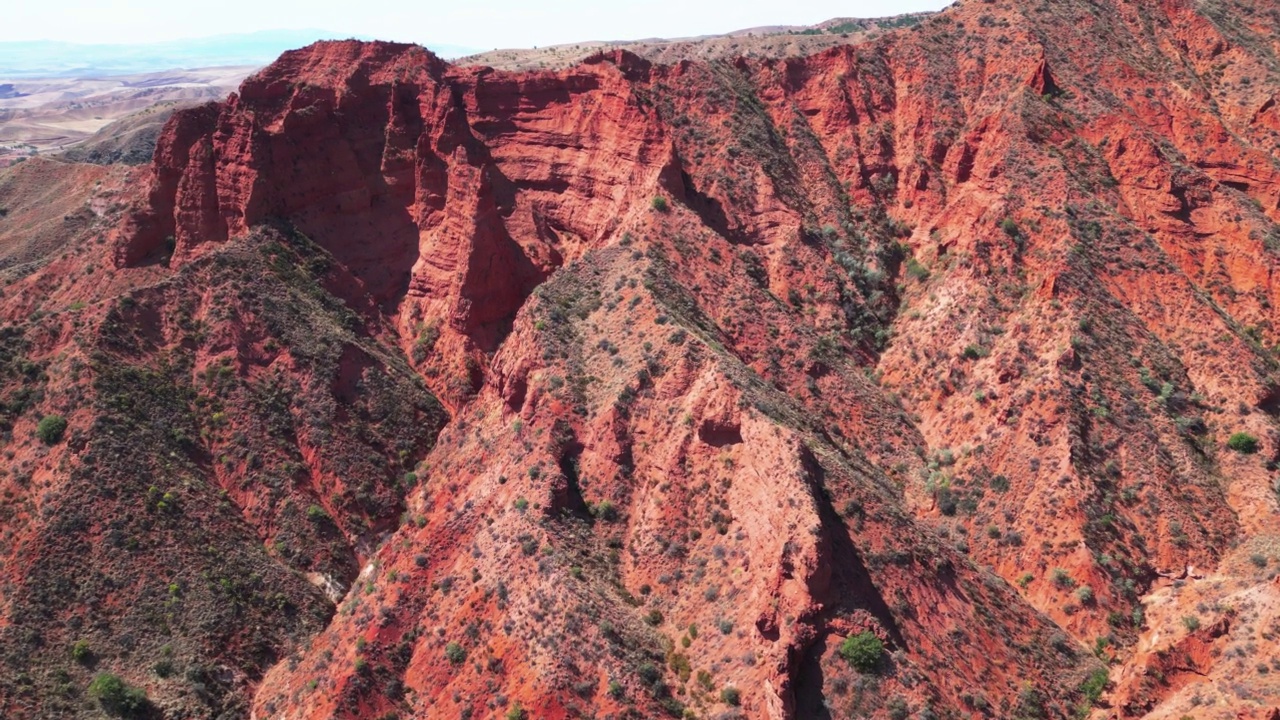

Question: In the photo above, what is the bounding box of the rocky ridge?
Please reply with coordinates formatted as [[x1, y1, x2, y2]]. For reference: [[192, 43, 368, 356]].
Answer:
[[0, 0, 1279, 718]]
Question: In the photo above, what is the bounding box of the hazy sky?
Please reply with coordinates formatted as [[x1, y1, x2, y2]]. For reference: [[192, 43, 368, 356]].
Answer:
[[4, 1, 952, 49]]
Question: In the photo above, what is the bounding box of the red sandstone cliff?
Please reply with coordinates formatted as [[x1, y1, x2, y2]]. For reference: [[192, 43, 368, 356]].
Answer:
[[1, 0, 1279, 718]]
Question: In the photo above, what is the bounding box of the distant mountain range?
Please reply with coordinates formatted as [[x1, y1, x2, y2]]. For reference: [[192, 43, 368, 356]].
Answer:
[[0, 30, 480, 77]]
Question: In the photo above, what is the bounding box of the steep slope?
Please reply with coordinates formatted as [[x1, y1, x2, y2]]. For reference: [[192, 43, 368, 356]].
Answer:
[[100, 33, 1096, 720], [0, 189, 447, 717], [0, 157, 125, 274], [1, 0, 1279, 718]]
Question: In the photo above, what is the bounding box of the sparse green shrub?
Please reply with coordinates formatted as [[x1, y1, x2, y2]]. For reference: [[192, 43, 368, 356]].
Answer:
[[936, 486, 957, 516], [71, 640, 92, 663], [839, 631, 883, 673], [720, 686, 741, 706], [1182, 616, 1201, 632], [1016, 685, 1046, 718], [88, 673, 148, 716], [886, 696, 910, 720], [1079, 667, 1108, 708], [412, 322, 440, 363], [669, 652, 692, 682], [519, 535, 538, 555], [1050, 632, 1073, 654], [445, 642, 466, 664], [1227, 432, 1259, 454], [306, 504, 330, 523], [905, 257, 930, 281], [591, 500, 619, 521], [36, 414, 67, 444], [1050, 568, 1074, 588], [696, 669, 714, 690], [638, 662, 661, 685], [651, 196, 669, 212]]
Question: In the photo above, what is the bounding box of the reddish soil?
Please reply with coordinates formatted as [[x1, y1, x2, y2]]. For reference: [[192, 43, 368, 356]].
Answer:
[[1, 0, 1279, 718]]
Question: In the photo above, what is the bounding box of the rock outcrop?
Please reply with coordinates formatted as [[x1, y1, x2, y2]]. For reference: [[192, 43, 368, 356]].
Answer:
[[1, 0, 1279, 718]]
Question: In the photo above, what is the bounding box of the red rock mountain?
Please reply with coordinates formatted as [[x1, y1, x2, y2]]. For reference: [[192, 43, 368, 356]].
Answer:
[[1, 0, 1279, 718]]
